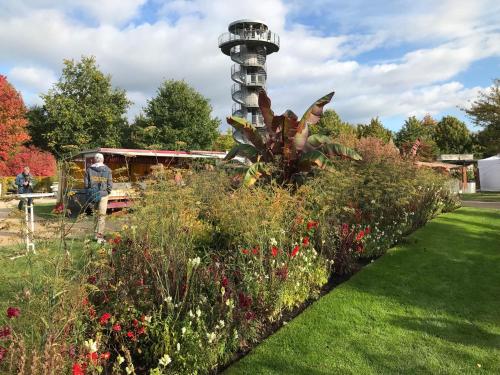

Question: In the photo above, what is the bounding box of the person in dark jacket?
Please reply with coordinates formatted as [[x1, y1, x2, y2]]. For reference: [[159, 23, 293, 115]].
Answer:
[[15, 166, 36, 211], [84, 153, 112, 243]]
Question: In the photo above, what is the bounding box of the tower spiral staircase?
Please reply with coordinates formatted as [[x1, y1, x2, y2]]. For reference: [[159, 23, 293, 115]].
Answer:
[[219, 19, 280, 142]]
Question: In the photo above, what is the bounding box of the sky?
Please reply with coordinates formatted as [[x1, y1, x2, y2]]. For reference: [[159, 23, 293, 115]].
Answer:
[[0, 0, 499, 132]]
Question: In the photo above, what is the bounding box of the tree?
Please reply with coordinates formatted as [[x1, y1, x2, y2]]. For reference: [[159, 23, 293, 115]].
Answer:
[[395, 116, 439, 160], [309, 109, 356, 138], [36, 56, 130, 157], [357, 117, 392, 143], [129, 80, 220, 150], [212, 129, 236, 151], [0, 75, 30, 174], [433, 115, 471, 154], [0, 75, 56, 176], [463, 79, 500, 155]]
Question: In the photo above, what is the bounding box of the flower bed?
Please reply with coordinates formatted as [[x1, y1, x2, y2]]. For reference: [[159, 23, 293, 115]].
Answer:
[[0, 159, 459, 374]]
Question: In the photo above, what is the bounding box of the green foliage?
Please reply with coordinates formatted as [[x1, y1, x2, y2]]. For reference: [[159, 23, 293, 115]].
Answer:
[[36, 56, 130, 157], [395, 116, 440, 160], [463, 78, 500, 155], [433, 115, 471, 154], [127, 80, 220, 150], [225, 90, 361, 185], [356, 117, 393, 143], [212, 129, 236, 151], [309, 109, 356, 138]]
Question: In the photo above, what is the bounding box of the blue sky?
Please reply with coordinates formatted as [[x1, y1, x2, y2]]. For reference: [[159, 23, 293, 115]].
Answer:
[[0, 0, 499, 132]]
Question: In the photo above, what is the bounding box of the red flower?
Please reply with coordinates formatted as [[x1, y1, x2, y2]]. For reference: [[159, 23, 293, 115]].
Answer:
[[302, 236, 310, 246], [6, 307, 20, 319], [341, 223, 349, 237], [365, 226, 371, 234], [113, 236, 121, 244], [127, 331, 135, 339], [87, 352, 98, 364], [82, 297, 89, 306], [137, 326, 146, 335], [241, 248, 249, 255], [355, 230, 365, 242], [271, 246, 279, 257], [307, 220, 318, 230], [72, 363, 84, 375], [99, 313, 111, 325], [291, 245, 300, 258], [238, 292, 252, 309], [112, 324, 121, 332], [221, 276, 229, 287], [132, 319, 139, 327], [252, 246, 259, 255], [355, 244, 365, 253], [101, 352, 110, 360], [0, 327, 11, 339], [0, 346, 6, 362]]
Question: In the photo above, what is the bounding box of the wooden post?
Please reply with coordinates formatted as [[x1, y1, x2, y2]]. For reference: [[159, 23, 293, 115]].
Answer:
[[461, 166, 467, 191]]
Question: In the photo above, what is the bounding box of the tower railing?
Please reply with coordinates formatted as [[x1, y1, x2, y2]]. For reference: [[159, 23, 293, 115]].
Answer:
[[218, 31, 280, 48]]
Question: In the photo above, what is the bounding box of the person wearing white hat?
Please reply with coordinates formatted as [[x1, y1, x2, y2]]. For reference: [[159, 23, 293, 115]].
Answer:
[[84, 153, 112, 243]]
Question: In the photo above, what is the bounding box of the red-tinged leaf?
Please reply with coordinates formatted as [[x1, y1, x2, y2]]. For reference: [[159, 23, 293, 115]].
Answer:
[[298, 92, 335, 133], [226, 116, 266, 152], [258, 90, 275, 133]]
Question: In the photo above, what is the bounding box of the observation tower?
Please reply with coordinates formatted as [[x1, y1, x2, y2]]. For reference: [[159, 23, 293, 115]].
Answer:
[[218, 20, 280, 141]]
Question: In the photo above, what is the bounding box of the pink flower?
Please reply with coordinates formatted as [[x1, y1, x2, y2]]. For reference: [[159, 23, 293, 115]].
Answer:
[[101, 352, 110, 360], [221, 276, 229, 287], [127, 331, 135, 340], [0, 327, 11, 339], [112, 324, 121, 332], [6, 307, 20, 319]]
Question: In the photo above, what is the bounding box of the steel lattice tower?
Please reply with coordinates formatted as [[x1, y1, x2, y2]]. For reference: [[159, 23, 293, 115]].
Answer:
[[218, 19, 280, 142]]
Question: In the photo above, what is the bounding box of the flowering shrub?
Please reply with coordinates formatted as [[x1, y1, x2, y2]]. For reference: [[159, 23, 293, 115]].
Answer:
[[1, 160, 459, 374]]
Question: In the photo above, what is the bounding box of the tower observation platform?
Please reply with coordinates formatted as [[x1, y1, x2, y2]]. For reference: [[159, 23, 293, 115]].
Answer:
[[218, 19, 280, 141]]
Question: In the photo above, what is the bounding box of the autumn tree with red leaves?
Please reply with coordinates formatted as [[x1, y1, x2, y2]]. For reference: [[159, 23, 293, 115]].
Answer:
[[0, 75, 56, 176]]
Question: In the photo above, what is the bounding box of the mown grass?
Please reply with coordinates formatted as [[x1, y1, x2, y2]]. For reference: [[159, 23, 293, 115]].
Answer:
[[226, 207, 500, 374], [460, 192, 500, 202]]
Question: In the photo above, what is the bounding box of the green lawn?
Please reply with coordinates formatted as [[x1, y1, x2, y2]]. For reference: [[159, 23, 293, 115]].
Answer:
[[460, 192, 500, 202], [226, 207, 500, 374]]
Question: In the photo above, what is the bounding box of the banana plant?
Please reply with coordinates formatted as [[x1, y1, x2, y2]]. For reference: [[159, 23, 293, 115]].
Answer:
[[224, 90, 362, 186]]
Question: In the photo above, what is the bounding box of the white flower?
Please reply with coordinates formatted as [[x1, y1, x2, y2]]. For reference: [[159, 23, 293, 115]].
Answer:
[[144, 315, 152, 323], [196, 308, 201, 318], [164, 296, 172, 303], [181, 327, 186, 336], [207, 332, 216, 344], [84, 339, 97, 353], [188, 310, 194, 318], [270, 237, 278, 246], [177, 342, 181, 351], [189, 257, 201, 267], [126, 365, 134, 374], [159, 354, 172, 367], [219, 320, 225, 328], [117, 355, 125, 365]]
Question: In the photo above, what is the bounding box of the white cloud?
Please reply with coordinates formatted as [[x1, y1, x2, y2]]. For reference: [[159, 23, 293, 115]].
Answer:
[[0, 0, 498, 130]]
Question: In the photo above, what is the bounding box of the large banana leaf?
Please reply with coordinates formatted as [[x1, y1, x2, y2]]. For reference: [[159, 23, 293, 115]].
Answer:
[[298, 150, 331, 170], [320, 142, 362, 160], [258, 90, 275, 133], [282, 112, 300, 163], [227, 116, 266, 152], [243, 162, 269, 186], [306, 134, 331, 149], [298, 91, 335, 131], [224, 144, 259, 163]]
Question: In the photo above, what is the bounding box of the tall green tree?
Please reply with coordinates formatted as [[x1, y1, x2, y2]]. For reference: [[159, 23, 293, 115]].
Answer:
[[32, 56, 130, 157], [357, 117, 392, 143], [433, 115, 471, 154], [463, 79, 500, 155], [129, 80, 220, 150], [395, 116, 439, 160], [308, 109, 356, 138]]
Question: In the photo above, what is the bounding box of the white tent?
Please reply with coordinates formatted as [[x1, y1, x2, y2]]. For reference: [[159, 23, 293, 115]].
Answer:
[[478, 154, 500, 191]]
